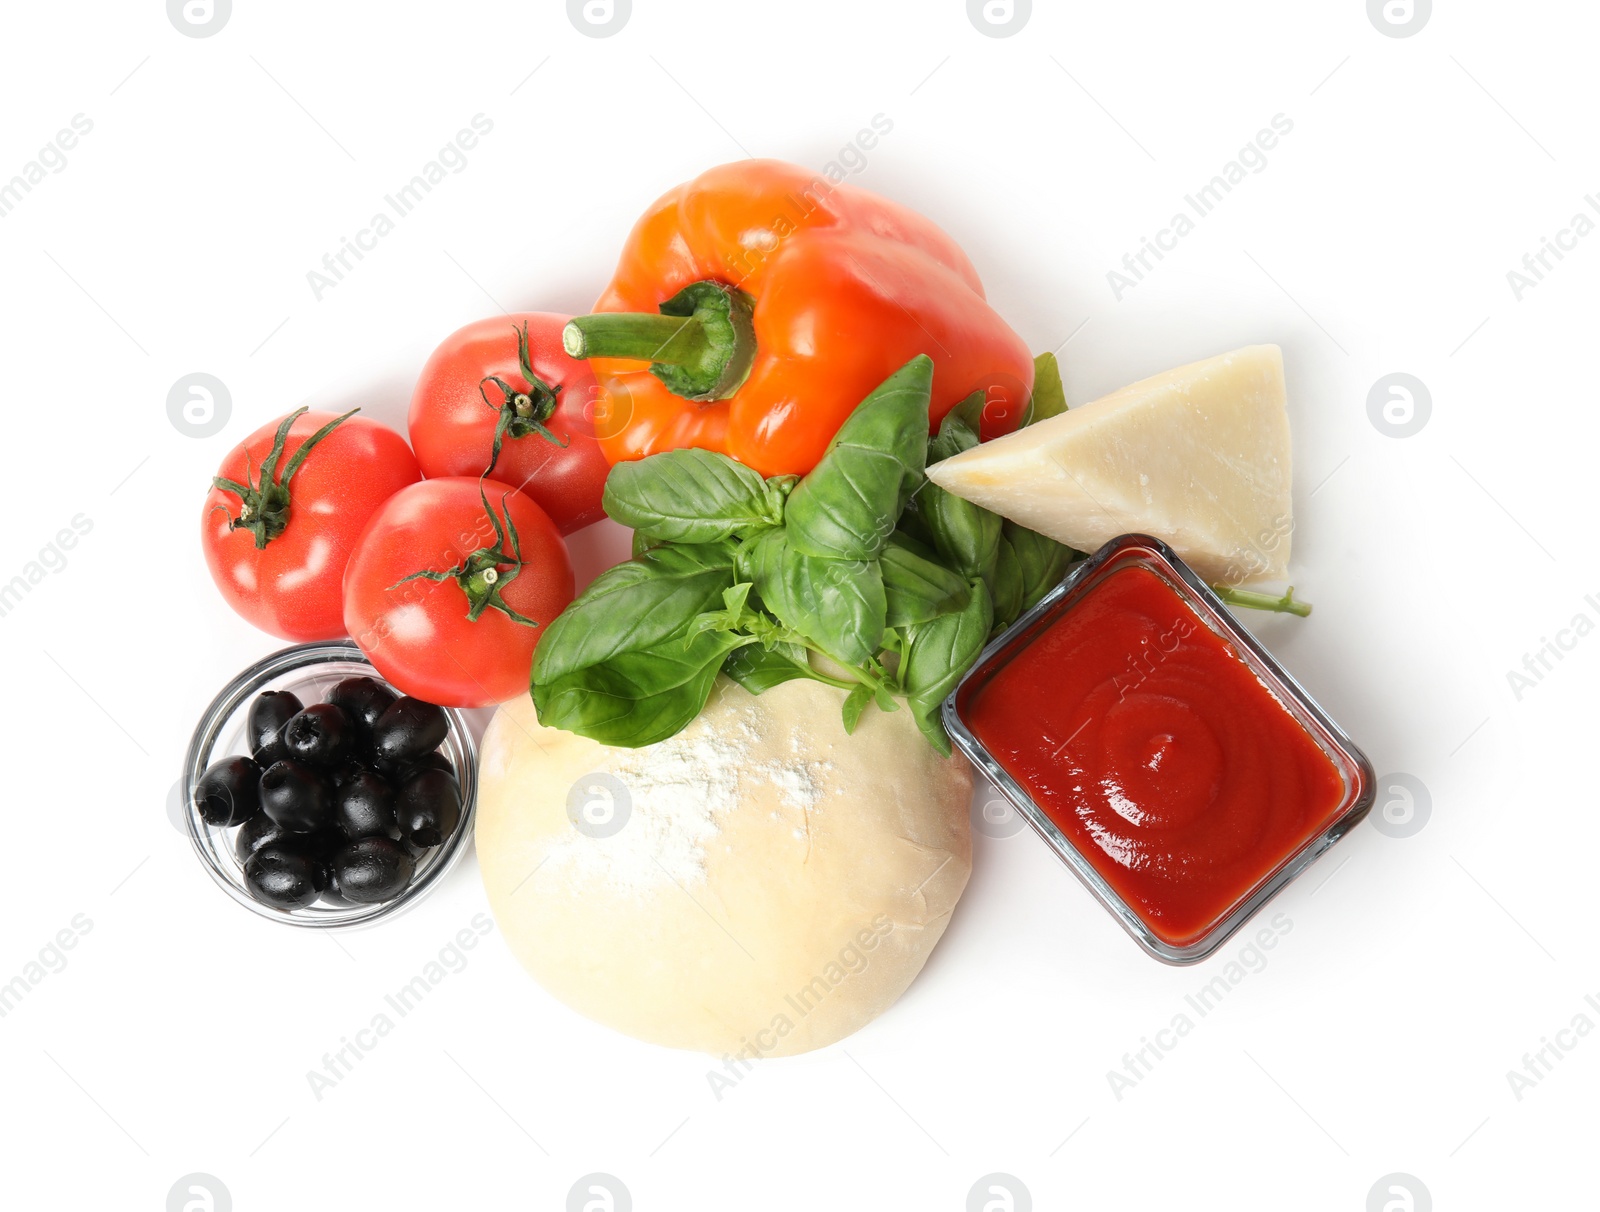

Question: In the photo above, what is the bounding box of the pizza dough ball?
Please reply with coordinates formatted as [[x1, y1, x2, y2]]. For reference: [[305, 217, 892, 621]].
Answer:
[[475, 677, 973, 1057]]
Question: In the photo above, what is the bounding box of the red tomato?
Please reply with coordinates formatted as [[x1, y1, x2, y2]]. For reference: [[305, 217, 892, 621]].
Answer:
[[343, 478, 574, 707], [202, 409, 420, 641], [408, 314, 613, 534]]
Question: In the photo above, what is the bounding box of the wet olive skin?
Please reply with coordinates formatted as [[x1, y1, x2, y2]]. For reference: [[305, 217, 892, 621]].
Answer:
[[396, 769, 462, 848], [371, 697, 449, 764], [333, 838, 416, 904], [195, 755, 262, 827], [236, 813, 297, 863], [259, 759, 334, 832], [282, 703, 353, 769], [335, 771, 399, 841], [243, 846, 321, 909], [248, 690, 302, 766], [327, 677, 397, 741]]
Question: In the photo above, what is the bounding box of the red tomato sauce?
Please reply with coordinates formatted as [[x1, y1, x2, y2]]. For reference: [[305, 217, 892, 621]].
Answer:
[[966, 565, 1345, 947]]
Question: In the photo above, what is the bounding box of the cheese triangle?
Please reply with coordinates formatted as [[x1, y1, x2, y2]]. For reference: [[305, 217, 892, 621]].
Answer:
[[925, 345, 1292, 585]]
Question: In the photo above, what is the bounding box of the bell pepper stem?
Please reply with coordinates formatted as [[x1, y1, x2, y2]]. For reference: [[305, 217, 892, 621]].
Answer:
[[563, 312, 711, 366], [562, 280, 757, 402]]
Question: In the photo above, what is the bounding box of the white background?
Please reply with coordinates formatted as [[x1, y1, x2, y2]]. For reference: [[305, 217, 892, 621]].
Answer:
[[0, 1, 1593, 1208]]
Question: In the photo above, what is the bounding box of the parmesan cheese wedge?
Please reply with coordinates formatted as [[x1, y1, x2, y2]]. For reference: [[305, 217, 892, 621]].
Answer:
[[926, 345, 1293, 585]]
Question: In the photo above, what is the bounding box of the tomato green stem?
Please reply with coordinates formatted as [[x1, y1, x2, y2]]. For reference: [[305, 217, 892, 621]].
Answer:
[[562, 280, 757, 402], [213, 407, 358, 549], [479, 322, 568, 476], [389, 485, 540, 627]]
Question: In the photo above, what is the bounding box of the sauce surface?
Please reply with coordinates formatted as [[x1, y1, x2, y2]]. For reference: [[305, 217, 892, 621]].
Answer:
[[966, 565, 1345, 947]]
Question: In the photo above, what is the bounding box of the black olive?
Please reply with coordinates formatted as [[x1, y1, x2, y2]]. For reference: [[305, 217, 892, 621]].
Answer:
[[259, 759, 334, 832], [326, 676, 396, 739], [282, 703, 352, 769], [296, 829, 345, 892], [371, 697, 449, 764], [248, 690, 302, 765], [327, 758, 367, 789], [194, 756, 262, 827], [320, 865, 351, 905], [332, 837, 416, 903], [396, 768, 462, 849], [335, 771, 398, 841], [376, 749, 456, 787], [243, 846, 321, 909], [235, 813, 297, 863], [408, 750, 457, 780]]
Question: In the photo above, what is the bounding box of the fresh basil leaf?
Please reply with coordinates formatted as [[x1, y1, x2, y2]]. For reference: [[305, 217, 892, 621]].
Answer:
[[987, 535, 1024, 633], [1006, 520, 1077, 611], [902, 580, 994, 757], [722, 641, 820, 696], [784, 355, 934, 561], [603, 449, 780, 543], [918, 480, 1002, 582], [840, 683, 873, 735], [887, 527, 940, 563], [881, 541, 971, 629], [533, 627, 749, 748], [1025, 351, 1068, 426], [532, 541, 736, 685], [909, 700, 953, 756], [928, 390, 984, 464], [894, 499, 937, 552], [917, 394, 1003, 580], [742, 529, 886, 667]]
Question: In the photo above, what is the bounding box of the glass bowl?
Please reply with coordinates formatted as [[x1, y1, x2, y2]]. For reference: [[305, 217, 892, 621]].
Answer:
[[943, 534, 1375, 965], [182, 641, 478, 930]]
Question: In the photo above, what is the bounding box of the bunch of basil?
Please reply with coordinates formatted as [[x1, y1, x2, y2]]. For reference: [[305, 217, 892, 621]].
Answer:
[[531, 353, 1079, 754]]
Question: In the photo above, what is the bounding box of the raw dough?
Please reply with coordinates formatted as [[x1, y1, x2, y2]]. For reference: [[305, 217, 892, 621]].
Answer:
[[475, 677, 973, 1057]]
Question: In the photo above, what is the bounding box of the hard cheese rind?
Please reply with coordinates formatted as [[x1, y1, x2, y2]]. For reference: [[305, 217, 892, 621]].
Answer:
[[926, 345, 1292, 585]]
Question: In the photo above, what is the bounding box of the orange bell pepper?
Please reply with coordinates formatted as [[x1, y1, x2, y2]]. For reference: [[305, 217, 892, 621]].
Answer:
[[564, 159, 1036, 478]]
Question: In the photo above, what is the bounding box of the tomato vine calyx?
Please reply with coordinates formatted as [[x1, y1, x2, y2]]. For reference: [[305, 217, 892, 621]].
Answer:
[[390, 485, 540, 627], [479, 322, 568, 476], [212, 407, 358, 550]]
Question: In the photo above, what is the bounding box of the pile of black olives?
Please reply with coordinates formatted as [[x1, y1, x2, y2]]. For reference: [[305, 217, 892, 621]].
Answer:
[[192, 677, 463, 911]]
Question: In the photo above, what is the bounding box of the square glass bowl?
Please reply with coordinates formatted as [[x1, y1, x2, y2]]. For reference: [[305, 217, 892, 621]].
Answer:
[[183, 641, 478, 929], [943, 534, 1374, 964]]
